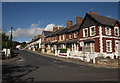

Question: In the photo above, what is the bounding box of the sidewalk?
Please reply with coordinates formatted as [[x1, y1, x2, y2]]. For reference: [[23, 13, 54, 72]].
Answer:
[[0, 55, 21, 63], [27, 50, 120, 69]]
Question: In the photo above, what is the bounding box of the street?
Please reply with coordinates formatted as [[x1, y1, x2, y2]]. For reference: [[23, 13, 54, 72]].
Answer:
[[2, 50, 119, 82]]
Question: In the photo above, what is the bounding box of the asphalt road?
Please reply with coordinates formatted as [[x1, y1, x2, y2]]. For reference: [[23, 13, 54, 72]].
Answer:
[[2, 50, 119, 82]]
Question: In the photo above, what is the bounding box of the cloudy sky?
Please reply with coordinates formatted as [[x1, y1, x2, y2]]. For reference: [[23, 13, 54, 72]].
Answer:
[[2, 2, 118, 42]]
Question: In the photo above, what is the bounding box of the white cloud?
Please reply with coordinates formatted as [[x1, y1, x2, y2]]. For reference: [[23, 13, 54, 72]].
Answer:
[[6, 23, 63, 42], [6, 23, 44, 39], [44, 24, 55, 31], [44, 24, 64, 31]]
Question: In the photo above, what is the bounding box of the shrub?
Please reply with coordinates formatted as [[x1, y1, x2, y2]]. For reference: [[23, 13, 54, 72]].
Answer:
[[58, 48, 67, 53]]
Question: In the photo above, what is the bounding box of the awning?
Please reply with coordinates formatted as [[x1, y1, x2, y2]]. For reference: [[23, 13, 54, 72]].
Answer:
[[66, 39, 79, 44], [84, 39, 95, 43]]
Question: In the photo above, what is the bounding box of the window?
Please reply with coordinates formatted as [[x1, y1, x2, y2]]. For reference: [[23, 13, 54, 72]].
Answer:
[[61, 35, 63, 40], [69, 34, 72, 39], [74, 32, 77, 38], [59, 36, 61, 41], [105, 26, 111, 35], [63, 35, 65, 40], [83, 28, 88, 37], [106, 40, 112, 52], [114, 27, 119, 36], [90, 26, 95, 36]]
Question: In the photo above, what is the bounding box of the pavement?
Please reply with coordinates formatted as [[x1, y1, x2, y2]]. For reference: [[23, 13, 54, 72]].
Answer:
[[2, 50, 119, 82]]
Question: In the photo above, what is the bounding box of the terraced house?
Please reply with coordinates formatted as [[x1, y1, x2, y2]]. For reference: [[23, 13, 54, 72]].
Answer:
[[27, 12, 120, 59]]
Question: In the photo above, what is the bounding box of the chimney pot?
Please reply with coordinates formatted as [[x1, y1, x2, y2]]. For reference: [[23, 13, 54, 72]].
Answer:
[[88, 12, 98, 15], [76, 17, 83, 25], [66, 20, 73, 28]]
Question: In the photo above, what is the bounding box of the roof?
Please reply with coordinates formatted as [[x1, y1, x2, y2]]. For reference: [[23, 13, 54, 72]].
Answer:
[[43, 31, 52, 36], [66, 24, 80, 33], [88, 13, 118, 27], [49, 28, 65, 37], [57, 28, 69, 35]]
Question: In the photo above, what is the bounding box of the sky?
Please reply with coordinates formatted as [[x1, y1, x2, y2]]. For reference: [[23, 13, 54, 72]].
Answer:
[[2, 2, 119, 42]]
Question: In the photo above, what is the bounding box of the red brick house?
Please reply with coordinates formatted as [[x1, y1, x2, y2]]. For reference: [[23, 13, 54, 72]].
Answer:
[[36, 12, 120, 59], [78, 12, 120, 58]]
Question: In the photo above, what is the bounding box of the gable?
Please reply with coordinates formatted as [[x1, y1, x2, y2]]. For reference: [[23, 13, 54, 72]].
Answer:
[[81, 14, 97, 29]]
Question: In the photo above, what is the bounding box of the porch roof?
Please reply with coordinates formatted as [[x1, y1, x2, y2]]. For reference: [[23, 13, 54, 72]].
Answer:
[[83, 39, 95, 43], [66, 39, 79, 44], [57, 41, 66, 44]]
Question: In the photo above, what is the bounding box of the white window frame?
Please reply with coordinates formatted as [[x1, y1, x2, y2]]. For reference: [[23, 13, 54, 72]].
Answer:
[[106, 40, 112, 52], [59, 35, 61, 41], [105, 26, 111, 35], [69, 34, 72, 39], [63, 35, 65, 40], [74, 32, 77, 38], [90, 26, 96, 36], [83, 28, 88, 37], [114, 27, 119, 36]]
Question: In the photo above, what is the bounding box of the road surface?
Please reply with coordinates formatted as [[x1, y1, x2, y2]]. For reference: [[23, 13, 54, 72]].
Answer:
[[2, 50, 119, 82]]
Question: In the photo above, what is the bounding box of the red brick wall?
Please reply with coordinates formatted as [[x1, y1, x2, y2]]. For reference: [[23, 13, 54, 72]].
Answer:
[[94, 38, 100, 52], [95, 26, 99, 36]]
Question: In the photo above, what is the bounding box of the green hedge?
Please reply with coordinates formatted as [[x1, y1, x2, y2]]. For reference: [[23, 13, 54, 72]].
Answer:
[[58, 48, 67, 53]]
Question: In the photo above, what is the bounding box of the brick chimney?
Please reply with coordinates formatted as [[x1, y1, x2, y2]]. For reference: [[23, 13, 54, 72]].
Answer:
[[53, 26, 64, 31], [53, 26, 59, 31], [66, 20, 73, 28], [76, 17, 83, 25], [88, 12, 98, 15]]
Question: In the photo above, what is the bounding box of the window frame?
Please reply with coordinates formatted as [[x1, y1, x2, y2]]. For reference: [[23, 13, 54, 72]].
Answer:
[[114, 27, 119, 36], [106, 40, 112, 52], [69, 33, 72, 39], [105, 26, 111, 35], [90, 26, 96, 36], [74, 32, 77, 38], [83, 28, 88, 37]]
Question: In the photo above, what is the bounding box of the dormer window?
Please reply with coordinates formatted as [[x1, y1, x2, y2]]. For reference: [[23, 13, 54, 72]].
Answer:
[[90, 26, 96, 36], [69, 34, 72, 39], [105, 26, 111, 35], [114, 27, 119, 36], [83, 28, 88, 37]]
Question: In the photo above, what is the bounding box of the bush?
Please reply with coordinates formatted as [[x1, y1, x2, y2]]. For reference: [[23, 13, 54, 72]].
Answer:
[[58, 48, 67, 53]]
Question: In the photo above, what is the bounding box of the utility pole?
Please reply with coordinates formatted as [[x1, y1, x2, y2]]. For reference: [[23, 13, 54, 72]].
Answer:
[[10, 27, 13, 49], [10, 27, 13, 41]]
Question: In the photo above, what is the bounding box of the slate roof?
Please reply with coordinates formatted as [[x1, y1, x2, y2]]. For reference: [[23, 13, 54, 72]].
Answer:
[[88, 13, 118, 27], [56, 28, 69, 35], [66, 24, 81, 33], [43, 31, 52, 37]]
